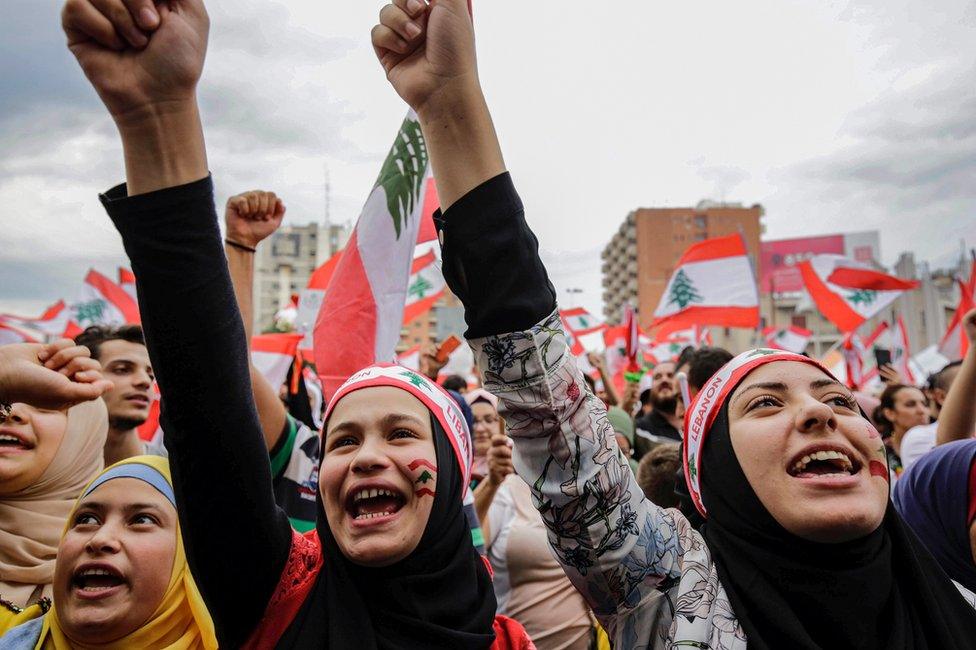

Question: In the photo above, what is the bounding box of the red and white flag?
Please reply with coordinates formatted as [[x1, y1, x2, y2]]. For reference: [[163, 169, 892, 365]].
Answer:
[[252, 333, 304, 391], [762, 325, 813, 354], [652, 234, 759, 329], [623, 305, 641, 373], [118, 267, 137, 304], [842, 332, 867, 390], [799, 255, 918, 332], [402, 250, 446, 325], [0, 322, 39, 345], [603, 325, 628, 377], [938, 277, 975, 360], [314, 112, 434, 398], [560, 316, 586, 356], [136, 384, 163, 446], [396, 344, 422, 371], [68, 269, 141, 335], [560, 307, 605, 336], [0, 300, 72, 340]]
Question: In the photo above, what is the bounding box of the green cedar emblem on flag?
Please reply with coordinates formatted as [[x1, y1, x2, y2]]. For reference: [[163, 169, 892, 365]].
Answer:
[[375, 116, 429, 240], [667, 269, 704, 310], [416, 470, 434, 484], [408, 275, 434, 300], [399, 370, 430, 390], [846, 289, 877, 306], [74, 299, 106, 325]]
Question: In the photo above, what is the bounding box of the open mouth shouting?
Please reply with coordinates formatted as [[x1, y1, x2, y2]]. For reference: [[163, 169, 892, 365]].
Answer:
[[0, 429, 32, 454], [344, 483, 407, 524], [71, 563, 128, 600], [787, 445, 862, 481]]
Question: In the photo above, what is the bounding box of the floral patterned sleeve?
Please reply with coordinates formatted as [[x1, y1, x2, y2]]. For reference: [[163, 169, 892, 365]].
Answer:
[[469, 309, 687, 625]]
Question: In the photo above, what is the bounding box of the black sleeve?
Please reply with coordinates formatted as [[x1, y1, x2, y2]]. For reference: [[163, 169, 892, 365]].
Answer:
[[101, 177, 292, 648], [436, 172, 557, 338]]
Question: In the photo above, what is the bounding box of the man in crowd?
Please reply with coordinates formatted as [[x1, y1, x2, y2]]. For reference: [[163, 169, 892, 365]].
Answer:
[[677, 346, 734, 399], [633, 361, 682, 458], [901, 309, 976, 467], [74, 324, 166, 463]]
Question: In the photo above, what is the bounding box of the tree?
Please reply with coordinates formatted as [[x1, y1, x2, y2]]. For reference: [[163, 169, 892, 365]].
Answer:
[[846, 289, 877, 306], [666, 269, 704, 310], [375, 116, 429, 239]]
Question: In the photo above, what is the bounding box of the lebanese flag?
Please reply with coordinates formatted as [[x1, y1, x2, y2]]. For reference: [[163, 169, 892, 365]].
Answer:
[[763, 325, 813, 354], [136, 384, 163, 445], [402, 250, 446, 324], [938, 278, 975, 360], [842, 332, 867, 390], [396, 344, 422, 371], [70, 269, 141, 331], [560, 318, 586, 356], [603, 325, 628, 377], [560, 308, 605, 336], [799, 255, 917, 332], [652, 234, 759, 329], [0, 322, 39, 345], [623, 305, 641, 373], [314, 112, 434, 398], [118, 267, 137, 304], [252, 332, 305, 391], [0, 300, 72, 340], [889, 316, 916, 384]]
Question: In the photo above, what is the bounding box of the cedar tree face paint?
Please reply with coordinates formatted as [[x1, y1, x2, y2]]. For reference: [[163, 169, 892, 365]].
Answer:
[[727, 362, 889, 544], [321, 386, 438, 568], [409, 458, 437, 498]]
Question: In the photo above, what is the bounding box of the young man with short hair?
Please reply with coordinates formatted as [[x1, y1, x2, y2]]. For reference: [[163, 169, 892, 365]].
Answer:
[[74, 324, 166, 464]]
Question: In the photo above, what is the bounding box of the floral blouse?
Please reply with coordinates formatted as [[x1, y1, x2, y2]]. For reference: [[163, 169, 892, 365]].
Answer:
[[470, 310, 747, 649]]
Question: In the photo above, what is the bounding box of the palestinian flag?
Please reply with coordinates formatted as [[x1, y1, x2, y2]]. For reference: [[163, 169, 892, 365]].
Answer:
[[314, 111, 434, 398], [762, 325, 813, 354], [560, 307, 605, 335], [652, 234, 759, 329], [799, 255, 918, 332], [402, 250, 446, 324]]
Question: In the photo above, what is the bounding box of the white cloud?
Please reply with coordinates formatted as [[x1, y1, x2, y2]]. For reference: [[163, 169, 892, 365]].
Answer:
[[1, 0, 972, 322]]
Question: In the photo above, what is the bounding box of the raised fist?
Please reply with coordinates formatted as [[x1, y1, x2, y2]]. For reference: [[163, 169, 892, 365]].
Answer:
[[62, 0, 209, 121], [0, 340, 113, 411], [371, 0, 478, 116], [486, 431, 513, 487], [225, 190, 286, 249]]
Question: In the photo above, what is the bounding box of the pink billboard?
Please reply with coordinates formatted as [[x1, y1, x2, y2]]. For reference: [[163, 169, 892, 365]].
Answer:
[[760, 235, 845, 293]]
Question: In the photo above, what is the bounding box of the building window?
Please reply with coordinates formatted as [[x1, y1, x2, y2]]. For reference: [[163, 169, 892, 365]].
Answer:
[[695, 215, 707, 229], [791, 315, 807, 329]]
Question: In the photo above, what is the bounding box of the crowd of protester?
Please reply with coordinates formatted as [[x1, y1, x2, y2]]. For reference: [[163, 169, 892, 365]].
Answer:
[[2, 0, 976, 647]]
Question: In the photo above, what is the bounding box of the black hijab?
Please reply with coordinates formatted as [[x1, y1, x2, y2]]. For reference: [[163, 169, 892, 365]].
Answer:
[[278, 413, 497, 649], [700, 404, 976, 649]]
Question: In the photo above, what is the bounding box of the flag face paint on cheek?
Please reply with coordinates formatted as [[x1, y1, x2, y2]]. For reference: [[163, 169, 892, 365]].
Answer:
[[409, 458, 437, 498], [864, 424, 889, 481]]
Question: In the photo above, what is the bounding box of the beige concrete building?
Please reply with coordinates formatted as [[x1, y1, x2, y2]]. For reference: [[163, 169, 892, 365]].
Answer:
[[253, 222, 350, 331]]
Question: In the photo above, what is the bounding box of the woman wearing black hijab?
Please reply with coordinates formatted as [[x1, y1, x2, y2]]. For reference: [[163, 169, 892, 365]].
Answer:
[[63, 0, 543, 646]]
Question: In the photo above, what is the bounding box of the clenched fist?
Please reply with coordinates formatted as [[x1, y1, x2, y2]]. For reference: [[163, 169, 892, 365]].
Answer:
[[225, 191, 286, 249], [371, 0, 478, 117], [0, 340, 113, 411], [63, 0, 209, 121]]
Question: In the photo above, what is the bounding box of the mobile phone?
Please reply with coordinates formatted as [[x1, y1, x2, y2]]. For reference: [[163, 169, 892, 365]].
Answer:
[[436, 335, 462, 363], [874, 348, 892, 369]]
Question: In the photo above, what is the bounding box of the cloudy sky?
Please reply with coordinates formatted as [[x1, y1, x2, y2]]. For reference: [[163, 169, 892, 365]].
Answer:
[[1, 0, 973, 319]]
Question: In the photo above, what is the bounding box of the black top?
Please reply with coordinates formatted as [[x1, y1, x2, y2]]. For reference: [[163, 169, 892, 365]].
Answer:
[[100, 171, 547, 648]]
